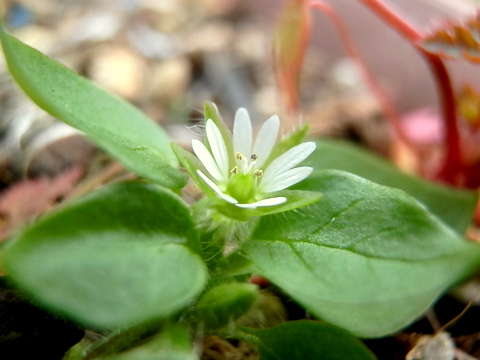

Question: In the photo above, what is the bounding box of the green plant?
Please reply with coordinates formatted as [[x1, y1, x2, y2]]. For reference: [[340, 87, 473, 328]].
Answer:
[[1, 4, 480, 359]]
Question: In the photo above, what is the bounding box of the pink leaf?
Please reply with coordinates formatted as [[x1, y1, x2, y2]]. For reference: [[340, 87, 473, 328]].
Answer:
[[273, 0, 311, 114], [0, 166, 84, 241]]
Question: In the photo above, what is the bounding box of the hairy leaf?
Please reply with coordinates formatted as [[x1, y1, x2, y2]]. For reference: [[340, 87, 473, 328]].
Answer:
[[101, 324, 196, 360], [0, 22, 187, 189], [196, 283, 259, 329], [3, 182, 207, 328], [243, 170, 480, 337]]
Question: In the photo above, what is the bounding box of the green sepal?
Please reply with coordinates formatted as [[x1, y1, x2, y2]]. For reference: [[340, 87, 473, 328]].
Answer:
[[248, 189, 322, 216], [263, 123, 309, 169], [214, 190, 322, 221]]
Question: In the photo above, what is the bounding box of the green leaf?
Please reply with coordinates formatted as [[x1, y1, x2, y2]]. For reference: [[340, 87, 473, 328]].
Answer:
[[243, 170, 480, 338], [240, 320, 377, 360], [215, 251, 254, 276], [84, 321, 165, 360], [0, 23, 187, 189], [304, 138, 478, 234], [101, 323, 196, 360], [3, 182, 207, 328], [196, 282, 259, 329]]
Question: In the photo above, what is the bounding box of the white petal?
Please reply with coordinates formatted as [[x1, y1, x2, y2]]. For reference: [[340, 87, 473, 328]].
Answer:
[[197, 170, 238, 204], [262, 142, 316, 184], [235, 197, 287, 208], [206, 120, 229, 176], [233, 108, 252, 158], [191, 140, 224, 182], [261, 167, 313, 193], [252, 115, 279, 168]]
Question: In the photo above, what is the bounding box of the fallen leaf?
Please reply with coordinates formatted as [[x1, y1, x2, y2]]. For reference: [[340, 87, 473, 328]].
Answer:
[[406, 332, 455, 360], [0, 166, 84, 241], [458, 85, 480, 130], [421, 12, 480, 63]]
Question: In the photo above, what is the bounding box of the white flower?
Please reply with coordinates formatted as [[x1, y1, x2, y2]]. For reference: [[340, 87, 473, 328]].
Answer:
[[191, 108, 315, 209]]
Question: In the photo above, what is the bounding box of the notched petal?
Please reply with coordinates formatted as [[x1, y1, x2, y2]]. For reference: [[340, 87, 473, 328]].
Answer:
[[235, 197, 287, 208], [233, 108, 253, 158], [252, 115, 280, 168], [191, 139, 224, 182], [262, 142, 316, 183], [197, 170, 238, 204], [187, 104, 317, 219], [206, 120, 229, 177], [261, 166, 313, 193]]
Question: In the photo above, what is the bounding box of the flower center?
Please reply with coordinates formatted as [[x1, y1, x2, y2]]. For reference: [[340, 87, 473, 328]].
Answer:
[[227, 152, 264, 203], [234, 152, 262, 175]]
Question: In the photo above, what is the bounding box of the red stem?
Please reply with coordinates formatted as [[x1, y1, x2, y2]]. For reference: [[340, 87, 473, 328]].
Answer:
[[356, 0, 422, 42], [356, 0, 462, 183], [309, 0, 410, 149], [426, 54, 462, 182]]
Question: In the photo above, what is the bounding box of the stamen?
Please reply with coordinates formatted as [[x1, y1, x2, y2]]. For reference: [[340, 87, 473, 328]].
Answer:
[[235, 152, 244, 160], [230, 166, 239, 175], [251, 154, 258, 161], [246, 160, 256, 174], [254, 169, 263, 177]]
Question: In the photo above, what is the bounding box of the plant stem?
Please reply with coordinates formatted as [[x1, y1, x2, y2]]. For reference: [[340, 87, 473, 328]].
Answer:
[[356, 0, 462, 184], [356, 0, 422, 42]]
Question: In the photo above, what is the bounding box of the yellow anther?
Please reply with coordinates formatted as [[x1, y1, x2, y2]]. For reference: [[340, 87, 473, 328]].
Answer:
[[235, 152, 244, 160], [254, 169, 263, 177], [230, 166, 239, 174]]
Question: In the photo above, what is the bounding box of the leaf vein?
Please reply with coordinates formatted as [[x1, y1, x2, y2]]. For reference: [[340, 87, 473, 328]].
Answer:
[[252, 238, 464, 262], [309, 199, 364, 236]]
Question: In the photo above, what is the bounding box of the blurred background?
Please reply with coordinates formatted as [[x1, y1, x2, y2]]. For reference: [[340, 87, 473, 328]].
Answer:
[[0, 0, 479, 207]]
